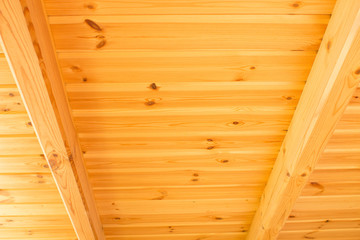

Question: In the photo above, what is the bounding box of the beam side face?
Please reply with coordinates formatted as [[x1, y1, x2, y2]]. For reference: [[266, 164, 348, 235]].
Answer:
[[246, 1, 360, 239]]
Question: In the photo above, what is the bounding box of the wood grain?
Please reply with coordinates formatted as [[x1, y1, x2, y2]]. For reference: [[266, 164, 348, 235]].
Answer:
[[43, 0, 336, 15], [246, 0, 360, 239], [0, 0, 104, 239]]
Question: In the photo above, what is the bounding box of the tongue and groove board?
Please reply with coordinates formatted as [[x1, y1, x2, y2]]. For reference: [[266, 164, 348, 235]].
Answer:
[[0, 52, 76, 239], [42, 0, 337, 239]]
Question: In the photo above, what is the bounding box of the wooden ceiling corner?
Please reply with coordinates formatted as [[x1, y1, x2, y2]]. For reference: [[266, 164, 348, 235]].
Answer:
[[0, 1, 105, 239], [246, 0, 360, 239]]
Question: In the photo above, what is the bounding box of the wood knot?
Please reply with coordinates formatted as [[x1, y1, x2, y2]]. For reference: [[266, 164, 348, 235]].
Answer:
[[193, 173, 199, 177], [114, 217, 121, 220], [145, 100, 156, 106], [234, 77, 245, 81], [84, 19, 102, 31], [207, 138, 213, 142], [220, 159, 229, 163], [82, 77, 88, 82], [70, 66, 82, 72], [301, 173, 307, 177], [8, 93, 14, 97], [49, 153, 61, 170], [207, 146, 215, 150], [292, 1, 302, 8], [355, 68, 360, 75], [250, 66, 256, 70], [149, 83, 158, 90], [233, 121, 239, 125], [215, 217, 223, 220], [26, 122, 32, 127], [289, 215, 295, 218], [2, 108, 10, 112], [327, 41, 332, 51], [96, 39, 106, 49], [84, 3, 96, 9], [191, 178, 199, 181], [285, 96, 293, 100], [325, 219, 330, 223]]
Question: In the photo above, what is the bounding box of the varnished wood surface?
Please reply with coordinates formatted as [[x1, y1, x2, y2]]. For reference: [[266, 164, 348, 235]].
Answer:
[[40, 0, 340, 239], [5, 0, 360, 239], [43, 0, 336, 15]]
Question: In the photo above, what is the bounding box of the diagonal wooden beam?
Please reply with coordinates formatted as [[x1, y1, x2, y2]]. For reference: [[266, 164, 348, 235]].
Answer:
[[0, 1, 105, 239], [246, 1, 360, 239]]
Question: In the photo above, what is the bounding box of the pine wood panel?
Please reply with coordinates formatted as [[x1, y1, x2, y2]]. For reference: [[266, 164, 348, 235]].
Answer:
[[43, 0, 336, 15], [42, 0, 339, 239], [58, 51, 315, 84], [278, 229, 360, 240], [49, 15, 329, 51]]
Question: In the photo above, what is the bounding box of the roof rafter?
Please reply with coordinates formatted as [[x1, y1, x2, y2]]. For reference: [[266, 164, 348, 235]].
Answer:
[[0, 1, 105, 239], [246, 0, 360, 239]]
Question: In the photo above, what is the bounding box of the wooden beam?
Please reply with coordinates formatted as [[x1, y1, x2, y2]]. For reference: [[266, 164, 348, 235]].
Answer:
[[0, 1, 105, 240], [246, 1, 360, 239]]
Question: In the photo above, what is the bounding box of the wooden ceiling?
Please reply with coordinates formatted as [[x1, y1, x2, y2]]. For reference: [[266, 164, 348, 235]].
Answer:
[[0, 0, 360, 240]]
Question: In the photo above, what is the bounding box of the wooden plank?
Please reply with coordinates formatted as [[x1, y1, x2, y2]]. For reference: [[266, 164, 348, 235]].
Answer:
[[89, 170, 270, 188], [66, 82, 303, 112], [49, 15, 329, 51], [0, 228, 75, 239], [101, 212, 254, 226], [0, 216, 74, 228], [0, 155, 50, 173], [0, 204, 71, 216], [0, 87, 26, 113], [0, 137, 42, 155], [0, 54, 14, 84], [106, 232, 245, 240], [43, 0, 336, 15], [104, 222, 249, 235], [93, 185, 264, 201], [84, 150, 277, 172], [97, 199, 258, 216], [278, 229, 360, 240], [58, 50, 315, 84], [302, 182, 360, 196], [0, 189, 63, 203], [0, 174, 55, 189], [246, 0, 360, 239], [0, 114, 35, 135], [283, 219, 360, 231], [0, 1, 104, 240]]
